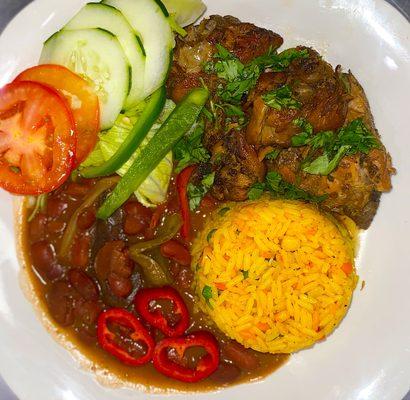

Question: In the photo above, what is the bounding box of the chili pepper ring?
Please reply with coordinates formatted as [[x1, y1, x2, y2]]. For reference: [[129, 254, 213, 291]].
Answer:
[[97, 308, 155, 366]]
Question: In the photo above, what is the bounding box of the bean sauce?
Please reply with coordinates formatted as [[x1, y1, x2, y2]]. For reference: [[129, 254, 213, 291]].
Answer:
[[24, 176, 288, 391]]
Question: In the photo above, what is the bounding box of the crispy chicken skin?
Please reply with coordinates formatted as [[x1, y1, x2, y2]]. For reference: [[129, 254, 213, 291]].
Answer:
[[246, 47, 348, 147], [266, 73, 394, 228]]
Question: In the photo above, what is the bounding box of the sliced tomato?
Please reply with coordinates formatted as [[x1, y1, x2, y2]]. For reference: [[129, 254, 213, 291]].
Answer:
[[15, 64, 100, 166], [0, 81, 76, 194]]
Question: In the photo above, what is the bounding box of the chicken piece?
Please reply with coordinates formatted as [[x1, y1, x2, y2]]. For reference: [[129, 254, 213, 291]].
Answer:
[[167, 15, 283, 102], [167, 15, 282, 200], [246, 47, 348, 147], [211, 132, 266, 201], [267, 72, 394, 228]]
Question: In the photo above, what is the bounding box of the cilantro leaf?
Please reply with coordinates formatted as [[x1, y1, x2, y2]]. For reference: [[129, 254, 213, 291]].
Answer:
[[241, 269, 249, 279], [337, 118, 380, 155], [301, 118, 380, 175], [252, 48, 309, 72], [248, 171, 327, 203], [303, 146, 349, 175], [218, 207, 230, 216], [293, 117, 313, 135], [207, 228, 217, 242], [248, 182, 266, 200], [174, 122, 211, 173], [202, 285, 213, 307], [291, 132, 310, 146], [265, 149, 280, 160], [187, 172, 215, 210], [262, 85, 301, 110]]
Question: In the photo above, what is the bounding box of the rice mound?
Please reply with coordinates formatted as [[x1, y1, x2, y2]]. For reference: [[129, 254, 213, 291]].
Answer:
[[192, 199, 358, 354]]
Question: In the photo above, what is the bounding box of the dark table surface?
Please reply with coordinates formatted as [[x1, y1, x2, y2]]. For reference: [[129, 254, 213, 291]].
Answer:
[[0, 0, 409, 399]]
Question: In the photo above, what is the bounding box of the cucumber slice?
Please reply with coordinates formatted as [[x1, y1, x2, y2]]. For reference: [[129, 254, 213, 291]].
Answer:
[[161, 0, 206, 27], [103, 0, 174, 97], [64, 3, 146, 109], [40, 28, 130, 130]]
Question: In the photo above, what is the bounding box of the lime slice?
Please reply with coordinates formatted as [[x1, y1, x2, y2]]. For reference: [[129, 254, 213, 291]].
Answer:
[[161, 0, 206, 27]]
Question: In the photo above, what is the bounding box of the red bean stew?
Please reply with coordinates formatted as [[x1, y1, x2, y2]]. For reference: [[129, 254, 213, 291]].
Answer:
[[24, 176, 287, 391]]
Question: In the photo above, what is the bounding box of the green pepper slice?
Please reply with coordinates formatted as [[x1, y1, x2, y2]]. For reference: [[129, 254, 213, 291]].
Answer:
[[97, 88, 209, 219], [80, 87, 166, 178]]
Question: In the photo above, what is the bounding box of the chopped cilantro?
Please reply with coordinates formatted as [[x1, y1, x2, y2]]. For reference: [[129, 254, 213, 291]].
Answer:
[[202, 285, 213, 307], [241, 269, 249, 279], [262, 85, 301, 110], [187, 172, 215, 210], [218, 207, 231, 216], [174, 122, 211, 173], [293, 117, 313, 134], [207, 229, 217, 242], [265, 149, 280, 160], [248, 172, 327, 203], [252, 48, 309, 72], [203, 46, 308, 133], [248, 182, 265, 200], [291, 118, 380, 175]]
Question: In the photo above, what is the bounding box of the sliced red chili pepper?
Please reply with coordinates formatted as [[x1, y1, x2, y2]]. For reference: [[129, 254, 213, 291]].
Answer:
[[134, 286, 189, 337], [97, 308, 155, 366], [153, 331, 220, 383], [176, 165, 196, 240]]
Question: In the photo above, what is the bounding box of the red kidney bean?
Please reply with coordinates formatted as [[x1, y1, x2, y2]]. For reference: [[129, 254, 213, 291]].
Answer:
[[68, 269, 99, 301], [123, 201, 153, 236], [107, 273, 133, 298], [47, 220, 66, 235], [210, 362, 241, 384], [222, 341, 260, 371], [30, 241, 64, 281], [95, 241, 133, 280], [160, 240, 191, 266], [29, 213, 47, 242], [94, 241, 134, 298], [123, 214, 146, 236], [73, 299, 101, 327], [77, 208, 96, 230], [124, 201, 152, 220], [71, 234, 91, 269], [46, 281, 77, 326], [46, 198, 68, 218]]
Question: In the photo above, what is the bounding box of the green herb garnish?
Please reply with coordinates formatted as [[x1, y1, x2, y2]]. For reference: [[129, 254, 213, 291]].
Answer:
[[291, 118, 380, 175], [218, 207, 230, 216], [265, 149, 280, 161], [252, 48, 309, 72], [241, 270, 249, 279], [203, 45, 308, 122], [262, 85, 301, 110], [187, 172, 215, 211], [248, 182, 266, 200], [202, 285, 213, 307], [174, 121, 211, 173], [207, 229, 217, 242], [248, 171, 327, 202]]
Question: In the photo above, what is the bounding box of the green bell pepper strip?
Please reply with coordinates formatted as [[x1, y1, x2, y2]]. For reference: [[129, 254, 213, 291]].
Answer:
[[97, 87, 209, 219], [80, 87, 167, 178]]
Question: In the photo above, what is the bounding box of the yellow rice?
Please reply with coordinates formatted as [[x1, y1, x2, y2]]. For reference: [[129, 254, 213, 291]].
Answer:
[[192, 199, 358, 354]]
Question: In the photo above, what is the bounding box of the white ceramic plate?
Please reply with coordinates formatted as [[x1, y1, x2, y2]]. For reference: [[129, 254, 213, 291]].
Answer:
[[0, 0, 409, 399]]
